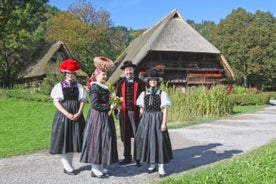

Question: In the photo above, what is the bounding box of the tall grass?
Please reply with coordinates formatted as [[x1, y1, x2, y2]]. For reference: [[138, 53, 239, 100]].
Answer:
[[162, 84, 233, 122]]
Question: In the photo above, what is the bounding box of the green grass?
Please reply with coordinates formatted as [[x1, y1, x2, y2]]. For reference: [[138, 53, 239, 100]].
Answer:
[[0, 98, 91, 157], [0, 99, 54, 157], [233, 105, 268, 114], [154, 139, 276, 184]]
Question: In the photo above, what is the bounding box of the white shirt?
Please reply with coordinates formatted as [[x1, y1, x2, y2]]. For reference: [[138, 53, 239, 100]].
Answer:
[[136, 90, 172, 108], [50, 83, 86, 102]]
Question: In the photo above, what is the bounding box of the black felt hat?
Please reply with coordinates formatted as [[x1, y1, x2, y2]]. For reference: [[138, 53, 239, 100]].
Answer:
[[120, 60, 136, 70], [143, 69, 163, 83]]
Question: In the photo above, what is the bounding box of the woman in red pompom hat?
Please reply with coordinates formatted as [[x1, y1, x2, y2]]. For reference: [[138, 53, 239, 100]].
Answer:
[[49, 59, 86, 175]]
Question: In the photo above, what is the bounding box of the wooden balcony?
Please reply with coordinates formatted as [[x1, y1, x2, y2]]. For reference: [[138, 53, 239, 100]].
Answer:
[[187, 76, 222, 85]]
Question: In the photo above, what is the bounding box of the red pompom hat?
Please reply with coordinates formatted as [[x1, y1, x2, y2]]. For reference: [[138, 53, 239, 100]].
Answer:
[[59, 59, 81, 73]]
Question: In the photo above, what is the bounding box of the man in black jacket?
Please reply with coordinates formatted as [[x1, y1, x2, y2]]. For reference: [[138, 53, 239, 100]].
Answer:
[[116, 60, 145, 166]]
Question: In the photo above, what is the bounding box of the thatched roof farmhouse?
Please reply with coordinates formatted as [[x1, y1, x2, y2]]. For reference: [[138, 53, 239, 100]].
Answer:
[[18, 41, 87, 86], [108, 9, 234, 88]]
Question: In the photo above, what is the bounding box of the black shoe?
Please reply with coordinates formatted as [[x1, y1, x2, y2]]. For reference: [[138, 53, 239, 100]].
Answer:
[[147, 168, 157, 174], [118, 158, 132, 165], [91, 171, 108, 178], [136, 161, 141, 167], [63, 169, 77, 175]]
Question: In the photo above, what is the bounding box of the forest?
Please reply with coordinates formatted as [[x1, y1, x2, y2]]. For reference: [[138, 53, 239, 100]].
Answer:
[[0, 0, 275, 90]]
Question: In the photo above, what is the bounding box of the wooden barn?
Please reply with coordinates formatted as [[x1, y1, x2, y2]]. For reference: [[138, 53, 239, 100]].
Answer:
[[108, 9, 234, 88], [18, 41, 87, 87]]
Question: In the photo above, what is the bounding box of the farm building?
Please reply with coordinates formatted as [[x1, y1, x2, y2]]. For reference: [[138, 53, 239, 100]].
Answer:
[[18, 41, 87, 86], [107, 9, 234, 88]]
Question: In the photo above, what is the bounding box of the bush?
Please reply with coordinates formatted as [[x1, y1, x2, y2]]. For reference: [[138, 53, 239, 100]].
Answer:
[[267, 91, 276, 100], [1, 88, 52, 102], [233, 85, 247, 94], [230, 93, 270, 106], [39, 73, 64, 95]]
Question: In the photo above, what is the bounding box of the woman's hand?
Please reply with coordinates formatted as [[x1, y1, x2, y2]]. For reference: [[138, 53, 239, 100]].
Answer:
[[72, 112, 81, 121], [65, 112, 74, 120], [161, 123, 167, 132]]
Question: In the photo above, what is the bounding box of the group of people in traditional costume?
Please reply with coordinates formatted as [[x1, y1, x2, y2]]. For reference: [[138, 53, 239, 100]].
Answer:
[[49, 57, 173, 179]]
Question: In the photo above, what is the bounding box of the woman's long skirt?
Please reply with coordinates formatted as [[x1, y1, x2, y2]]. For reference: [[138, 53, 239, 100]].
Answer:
[[135, 111, 173, 164], [49, 100, 85, 154], [80, 108, 118, 165]]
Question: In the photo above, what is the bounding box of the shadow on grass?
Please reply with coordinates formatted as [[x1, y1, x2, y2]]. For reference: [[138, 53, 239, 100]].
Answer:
[[167, 143, 242, 175]]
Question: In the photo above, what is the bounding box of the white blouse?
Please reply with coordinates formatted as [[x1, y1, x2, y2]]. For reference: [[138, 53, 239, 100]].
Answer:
[[50, 83, 87, 102], [137, 91, 172, 109]]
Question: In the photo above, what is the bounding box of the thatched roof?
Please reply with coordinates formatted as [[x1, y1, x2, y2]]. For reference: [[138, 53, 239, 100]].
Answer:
[[18, 41, 87, 79], [108, 9, 234, 84]]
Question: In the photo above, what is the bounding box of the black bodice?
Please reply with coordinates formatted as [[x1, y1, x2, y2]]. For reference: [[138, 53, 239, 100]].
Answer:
[[90, 83, 110, 112], [61, 81, 79, 101], [144, 93, 161, 111]]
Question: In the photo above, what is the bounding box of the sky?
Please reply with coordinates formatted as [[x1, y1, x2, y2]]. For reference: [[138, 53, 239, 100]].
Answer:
[[48, 0, 275, 30]]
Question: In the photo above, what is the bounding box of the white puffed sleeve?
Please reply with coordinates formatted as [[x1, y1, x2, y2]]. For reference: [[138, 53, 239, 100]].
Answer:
[[136, 91, 145, 108], [160, 91, 172, 108], [77, 83, 87, 101], [50, 83, 64, 102]]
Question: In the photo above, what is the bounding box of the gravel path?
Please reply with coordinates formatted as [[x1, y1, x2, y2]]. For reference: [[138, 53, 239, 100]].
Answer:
[[1, 103, 276, 184]]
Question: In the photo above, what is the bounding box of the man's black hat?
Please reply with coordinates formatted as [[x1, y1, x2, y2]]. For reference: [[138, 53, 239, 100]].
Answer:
[[120, 60, 136, 70]]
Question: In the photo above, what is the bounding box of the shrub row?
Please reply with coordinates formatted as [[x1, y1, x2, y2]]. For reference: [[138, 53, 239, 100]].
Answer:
[[266, 91, 276, 100], [0, 88, 52, 102], [230, 93, 270, 106]]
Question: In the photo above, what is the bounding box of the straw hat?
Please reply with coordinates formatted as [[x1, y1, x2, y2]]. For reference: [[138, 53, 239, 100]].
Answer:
[[93, 56, 115, 72]]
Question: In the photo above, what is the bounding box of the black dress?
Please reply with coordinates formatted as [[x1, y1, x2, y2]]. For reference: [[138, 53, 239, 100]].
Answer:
[[135, 89, 173, 164], [80, 82, 118, 165], [49, 81, 86, 154]]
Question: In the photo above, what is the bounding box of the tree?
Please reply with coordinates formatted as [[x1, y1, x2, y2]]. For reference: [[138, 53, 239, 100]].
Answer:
[[46, 0, 130, 75], [188, 20, 216, 41], [0, 0, 49, 87], [210, 8, 276, 90]]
